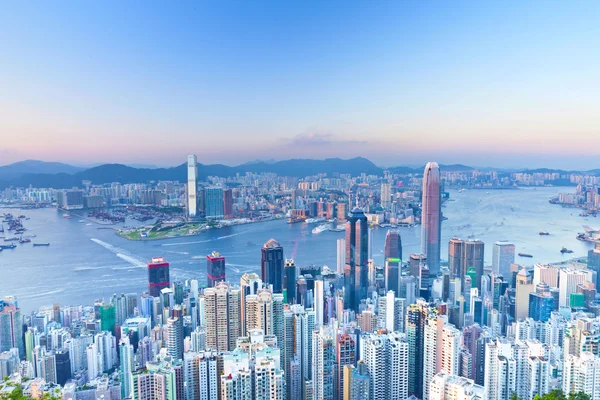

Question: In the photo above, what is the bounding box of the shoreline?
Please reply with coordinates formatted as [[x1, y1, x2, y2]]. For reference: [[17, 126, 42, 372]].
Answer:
[[114, 215, 286, 241]]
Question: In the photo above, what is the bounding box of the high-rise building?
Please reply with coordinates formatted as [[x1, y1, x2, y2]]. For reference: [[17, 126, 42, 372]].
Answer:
[[205, 187, 224, 219], [344, 207, 368, 312], [421, 162, 442, 276], [183, 352, 219, 400], [284, 259, 297, 303], [206, 251, 226, 287], [406, 300, 431, 398], [0, 297, 24, 358], [119, 337, 134, 399], [223, 188, 233, 217], [337, 239, 346, 275], [166, 317, 183, 360], [381, 183, 392, 209], [337, 333, 356, 400], [588, 244, 600, 288], [314, 280, 324, 328], [384, 230, 402, 295], [361, 331, 409, 400], [429, 372, 485, 400], [148, 257, 170, 297], [528, 283, 554, 322], [261, 239, 285, 293], [447, 238, 485, 290], [492, 241, 515, 277], [187, 155, 198, 219], [559, 269, 588, 307], [312, 326, 337, 400], [563, 352, 600, 399], [347, 362, 370, 400], [204, 282, 241, 352]]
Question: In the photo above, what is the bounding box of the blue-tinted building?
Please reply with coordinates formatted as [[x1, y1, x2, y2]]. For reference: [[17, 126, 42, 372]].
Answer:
[[204, 187, 224, 219], [528, 292, 554, 322], [344, 207, 368, 312]]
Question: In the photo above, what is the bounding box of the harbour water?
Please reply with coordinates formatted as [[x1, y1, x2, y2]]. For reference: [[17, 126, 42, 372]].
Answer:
[[1, 187, 596, 312]]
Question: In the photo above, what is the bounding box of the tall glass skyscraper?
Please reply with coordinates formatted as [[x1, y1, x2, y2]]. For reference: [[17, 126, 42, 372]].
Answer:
[[261, 239, 285, 293], [421, 162, 441, 277], [187, 155, 198, 219], [384, 230, 402, 295], [344, 207, 368, 312]]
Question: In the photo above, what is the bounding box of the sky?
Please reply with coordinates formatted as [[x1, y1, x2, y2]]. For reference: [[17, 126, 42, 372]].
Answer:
[[0, 1, 599, 169]]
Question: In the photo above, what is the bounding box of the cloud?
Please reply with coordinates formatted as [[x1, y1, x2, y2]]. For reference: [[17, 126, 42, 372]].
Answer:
[[285, 132, 367, 147]]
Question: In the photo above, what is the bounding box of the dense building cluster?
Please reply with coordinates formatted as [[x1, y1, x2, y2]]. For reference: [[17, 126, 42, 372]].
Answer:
[[2, 161, 600, 400]]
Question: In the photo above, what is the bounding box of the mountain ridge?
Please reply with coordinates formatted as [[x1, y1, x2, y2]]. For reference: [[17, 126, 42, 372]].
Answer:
[[0, 158, 598, 189]]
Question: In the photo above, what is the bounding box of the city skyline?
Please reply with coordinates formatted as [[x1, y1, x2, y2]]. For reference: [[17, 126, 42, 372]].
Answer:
[[1, 2, 599, 169]]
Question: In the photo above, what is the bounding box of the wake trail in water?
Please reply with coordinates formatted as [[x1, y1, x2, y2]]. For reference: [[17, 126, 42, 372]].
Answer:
[[161, 230, 249, 247], [91, 238, 146, 268]]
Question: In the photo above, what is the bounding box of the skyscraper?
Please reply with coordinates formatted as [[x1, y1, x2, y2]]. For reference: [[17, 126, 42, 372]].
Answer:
[[0, 297, 24, 358], [284, 259, 297, 303], [421, 162, 442, 276], [206, 251, 226, 287], [344, 207, 369, 312], [187, 154, 198, 219], [447, 238, 485, 290], [223, 188, 233, 217], [384, 230, 402, 295], [203, 282, 241, 352], [261, 239, 285, 293], [166, 317, 184, 360], [492, 241, 515, 277], [337, 238, 346, 275], [205, 187, 224, 219], [147, 257, 170, 297], [381, 183, 392, 209]]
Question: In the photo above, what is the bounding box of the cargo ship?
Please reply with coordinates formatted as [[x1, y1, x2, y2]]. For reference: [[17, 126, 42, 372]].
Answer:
[[518, 253, 533, 258], [539, 232, 550, 236], [33, 243, 50, 247]]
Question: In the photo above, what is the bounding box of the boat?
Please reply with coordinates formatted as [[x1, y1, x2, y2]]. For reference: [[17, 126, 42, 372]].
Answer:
[[79, 220, 85, 223], [539, 232, 550, 236], [312, 224, 330, 234], [33, 243, 50, 247], [305, 218, 325, 224], [19, 238, 31, 244], [0, 244, 17, 250], [4, 237, 19, 242], [561, 247, 574, 254], [518, 253, 533, 258], [63, 214, 71, 219], [246, 241, 256, 247], [328, 224, 346, 232]]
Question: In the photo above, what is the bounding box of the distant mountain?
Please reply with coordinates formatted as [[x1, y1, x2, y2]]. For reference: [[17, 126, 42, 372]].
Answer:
[[1, 157, 597, 189], [0, 160, 83, 180], [0, 157, 382, 189]]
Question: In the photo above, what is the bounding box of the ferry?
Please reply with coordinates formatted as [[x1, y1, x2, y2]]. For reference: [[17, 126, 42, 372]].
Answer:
[[305, 218, 325, 224], [518, 253, 533, 258], [33, 243, 50, 247], [328, 224, 346, 232], [312, 224, 329, 234]]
